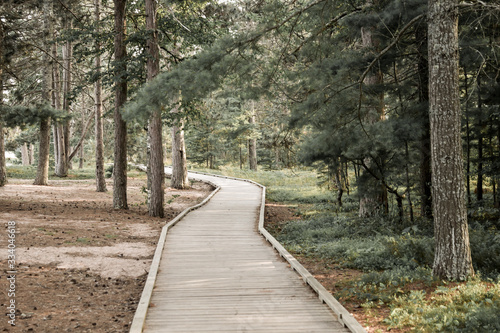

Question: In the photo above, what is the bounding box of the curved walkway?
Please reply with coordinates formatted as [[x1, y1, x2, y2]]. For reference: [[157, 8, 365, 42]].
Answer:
[[134, 170, 362, 333]]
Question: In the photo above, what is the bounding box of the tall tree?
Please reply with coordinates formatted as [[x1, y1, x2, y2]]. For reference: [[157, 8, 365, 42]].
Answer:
[[34, 0, 54, 186], [113, 0, 128, 209], [94, 0, 107, 192], [428, 0, 474, 280], [0, 22, 6, 187], [146, 0, 164, 217]]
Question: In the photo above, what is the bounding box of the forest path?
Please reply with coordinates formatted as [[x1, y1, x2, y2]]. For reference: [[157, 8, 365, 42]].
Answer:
[[132, 169, 362, 333]]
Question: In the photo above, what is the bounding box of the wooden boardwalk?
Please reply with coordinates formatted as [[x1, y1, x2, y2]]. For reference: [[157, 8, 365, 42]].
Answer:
[[134, 171, 361, 333]]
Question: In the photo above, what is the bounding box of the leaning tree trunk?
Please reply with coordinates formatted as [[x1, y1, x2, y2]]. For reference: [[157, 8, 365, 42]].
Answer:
[[358, 26, 388, 217], [146, 0, 164, 217], [112, 0, 128, 209], [428, 0, 474, 281], [34, 0, 53, 186], [94, 0, 107, 192]]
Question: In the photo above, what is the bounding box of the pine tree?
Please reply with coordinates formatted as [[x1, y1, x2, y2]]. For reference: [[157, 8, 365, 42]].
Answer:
[[428, 0, 474, 281], [112, 0, 128, 209]]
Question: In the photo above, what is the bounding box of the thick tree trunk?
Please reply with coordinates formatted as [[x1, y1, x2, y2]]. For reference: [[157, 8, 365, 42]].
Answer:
[[358, 26, 388, 217], [34, 0, 53, 186], [94, 0, 107, 192], [145, 0, 164, 217], [171, 124, 189, 189], [34, 118, 51, 185], [112, 0, 128, 209], [428, 0, 474, 281]]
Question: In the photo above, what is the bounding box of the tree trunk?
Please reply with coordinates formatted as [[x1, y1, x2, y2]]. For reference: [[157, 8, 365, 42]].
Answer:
[[21, 143, 30, 165], [0, 22, 5, 186], [112, 0, 128, 209], [34, 118, 51, 185], [358, 26, 388, 217], [248, 113, 257, 171], [417, 24, 433, 219], [0, 122, 5, 187], [62, 17, 72, 173], [94, 0, 107, 192], [34, 0, 53, 186], [428, 0, 474, 281], [146, 0, 164, 217], [52, 40, 68, 177], [171, 124, 189, 189], [463, 67, 472, 204], [476, 76, 483, 202]]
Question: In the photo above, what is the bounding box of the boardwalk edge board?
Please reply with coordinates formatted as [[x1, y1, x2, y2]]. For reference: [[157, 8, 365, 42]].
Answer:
[[129, 166, 367, 333], [129, 165, 221, 333]]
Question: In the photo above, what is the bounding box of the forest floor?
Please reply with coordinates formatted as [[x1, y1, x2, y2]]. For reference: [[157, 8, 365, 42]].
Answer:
[[264, 203, 408, 333], [0, 176, 213, 333]]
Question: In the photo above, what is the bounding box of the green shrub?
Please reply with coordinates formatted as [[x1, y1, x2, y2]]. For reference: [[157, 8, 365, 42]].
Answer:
[[386, 279, 500, 332]]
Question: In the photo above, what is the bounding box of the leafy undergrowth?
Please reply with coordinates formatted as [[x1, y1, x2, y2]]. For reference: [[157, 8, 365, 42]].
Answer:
[[205, 167, 500, 332]]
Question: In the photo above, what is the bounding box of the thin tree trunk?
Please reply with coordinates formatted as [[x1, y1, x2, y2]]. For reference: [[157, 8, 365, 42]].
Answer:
[[464, 67, 472, 205], [112, 0, 128, 209], [146, 0, 164, 217], [428, 0, 474, 281], [21, 143, 30, 165], [417, 24, 433, 218], [171, 124, 189, 189], [476, 76, 483, 202], [0, 122, 5, 187], [0, 23, 5, 186], [94, 0, 107, 192], [248, 111, 257, 171], [52, 39, 68, 177], [62, 16, 72, 174]]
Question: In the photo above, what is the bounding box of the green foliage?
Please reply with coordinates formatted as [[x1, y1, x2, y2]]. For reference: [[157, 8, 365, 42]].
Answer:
[[0, 104, 69, 129], [386, 280, 500, 332], [6, 166, 95, 180]]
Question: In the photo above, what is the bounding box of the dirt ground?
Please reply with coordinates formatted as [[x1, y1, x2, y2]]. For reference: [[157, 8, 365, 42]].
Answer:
[[0, 176, 213, 333]]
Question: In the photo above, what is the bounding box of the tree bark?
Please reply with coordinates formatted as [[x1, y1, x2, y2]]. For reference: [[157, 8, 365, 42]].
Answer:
[[248, 111, 257, 171], [62, 17, 72, 173], [0, 22, 5, 186], [358, 26, 388, 217], [21, 143, 30, 165], [34, 118, 51, 185], [0, 122, 5, 187], [428, 0, 474, 281], [112, 0, 128, 209], [146, 0, 164, 217], [52, 39, 68, 177], [171, 123, 189, 189], [416, 24, 433, 219], [34, 0, 53, 186], [476, 76, 483, 202], [94, 0, 107, 192]]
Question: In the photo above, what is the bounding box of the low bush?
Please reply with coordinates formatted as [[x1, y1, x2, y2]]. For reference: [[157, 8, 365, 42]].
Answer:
[[386, 279, 500, 332]]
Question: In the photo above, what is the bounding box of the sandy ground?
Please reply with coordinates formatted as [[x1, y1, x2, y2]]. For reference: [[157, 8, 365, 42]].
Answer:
[[0, 176, 213, 332]]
